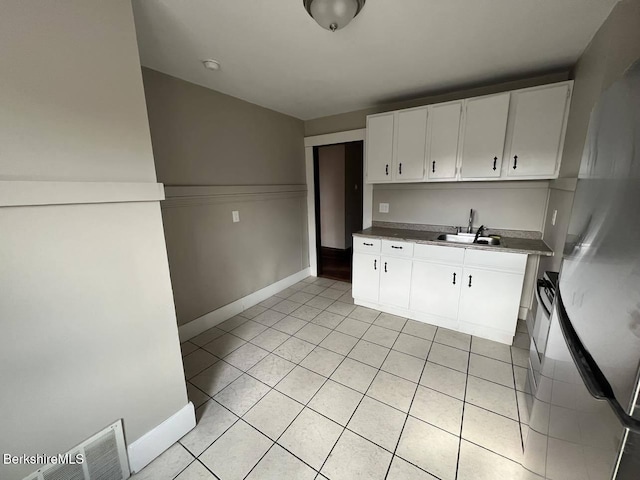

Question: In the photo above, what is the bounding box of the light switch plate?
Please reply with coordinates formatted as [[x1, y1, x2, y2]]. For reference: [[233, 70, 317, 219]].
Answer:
[[551, 209, 558, 226], [379, 203, 389, 213], [232, 211, 240, 223]]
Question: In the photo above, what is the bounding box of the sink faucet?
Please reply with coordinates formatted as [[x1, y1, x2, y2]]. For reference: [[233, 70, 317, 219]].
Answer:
[[473, 225, 486, 243], [467, 209, 474, 233]]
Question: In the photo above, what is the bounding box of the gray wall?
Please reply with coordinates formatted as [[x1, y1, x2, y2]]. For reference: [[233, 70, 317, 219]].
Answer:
[[304, 72, 570, 137], [540, 0, 640, 274], [373, 181, 549, 232], [0, 2, 187, 479], [319, 144, 346, 249], [143, 68, 305, 185], [141, 69, 308, 327]]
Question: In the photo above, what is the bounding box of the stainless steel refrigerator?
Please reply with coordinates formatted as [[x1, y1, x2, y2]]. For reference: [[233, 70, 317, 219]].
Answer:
[[522, 60, 640, 479]]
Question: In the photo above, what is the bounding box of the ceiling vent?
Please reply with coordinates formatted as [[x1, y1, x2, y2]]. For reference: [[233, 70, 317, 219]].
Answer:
[[22, 420, 129, 480]]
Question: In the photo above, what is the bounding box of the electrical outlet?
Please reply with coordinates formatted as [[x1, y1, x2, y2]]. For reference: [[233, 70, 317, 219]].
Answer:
[[379, 203, 389, 213], [232, 211, 240, 223], [551, 209, 558, 226]]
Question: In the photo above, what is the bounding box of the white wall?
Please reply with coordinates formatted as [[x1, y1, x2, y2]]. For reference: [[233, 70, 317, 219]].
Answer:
[[373, 181, 549, 232], [0, 2, 188, 479], [319, 144, 346, 249]]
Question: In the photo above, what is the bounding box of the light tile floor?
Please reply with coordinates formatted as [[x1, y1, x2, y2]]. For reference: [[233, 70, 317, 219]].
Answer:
[[132, 276, 539, 480]]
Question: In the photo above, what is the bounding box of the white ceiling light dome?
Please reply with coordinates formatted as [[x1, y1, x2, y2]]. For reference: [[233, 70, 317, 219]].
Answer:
[[303, 0, 366, 32]]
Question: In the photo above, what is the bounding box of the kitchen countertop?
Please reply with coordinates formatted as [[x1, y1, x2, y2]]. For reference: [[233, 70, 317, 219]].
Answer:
[[354, 227, 553, 256]]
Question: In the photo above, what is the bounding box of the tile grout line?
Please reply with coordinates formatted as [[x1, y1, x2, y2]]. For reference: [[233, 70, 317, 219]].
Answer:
[[242, 309, 382, 479], [511, 342, 527, 452], [180, 277, 527, 480], [453, 337, 473, 480], [383, 325, 438, 480], [312, 314, 389, 477]]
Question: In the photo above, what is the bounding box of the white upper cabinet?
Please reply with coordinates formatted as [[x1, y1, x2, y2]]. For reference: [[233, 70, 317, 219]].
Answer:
[[460, 93, 510, 179], [395, 107, 428, 181], [364, 81, 572, 183], [505, 84, 571, 178], [426, 101, 462, 180], [366, 112, 394, 183]]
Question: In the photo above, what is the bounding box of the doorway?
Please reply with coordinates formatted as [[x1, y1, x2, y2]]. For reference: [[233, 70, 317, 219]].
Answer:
[[313, 141, 364, 282]]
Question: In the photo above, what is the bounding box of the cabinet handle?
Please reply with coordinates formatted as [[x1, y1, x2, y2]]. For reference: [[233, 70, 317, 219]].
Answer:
[[374, 259, 377, 270], [513, 155, 518, 170], [363, 242, 373, 246], [452, 272, 456, 285], [384, 262, 388, 273], [385, 164, 389, 175], [468, 275, 473, 287], [432, 160, 436, 173], [399, 163, 402, 175], [391, 245, 403, 249], [493, 157, 497, 171]]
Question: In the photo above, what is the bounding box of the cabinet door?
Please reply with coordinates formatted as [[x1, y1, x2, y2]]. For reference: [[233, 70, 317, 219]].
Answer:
[[458, 267, 524, 333], [366, 113, 394, 183], [379, 256, 412, 308], [507, 84, 570, 177], [395, 108, 427, 181], [410, 261, 462, 319], [352, 253, 381, 302], [460, 93, 510, 179], [427, 101, 462, 180]]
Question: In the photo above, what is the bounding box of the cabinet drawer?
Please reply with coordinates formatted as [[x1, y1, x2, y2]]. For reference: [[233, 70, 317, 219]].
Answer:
[[381, 240, 414, 257], [463, 248, 527, 273], [414, 244, 464, 265], [354, 236, 381, 253]]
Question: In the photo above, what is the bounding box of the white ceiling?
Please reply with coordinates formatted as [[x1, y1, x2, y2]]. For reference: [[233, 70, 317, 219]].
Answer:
[[132, 0, 617, 120]]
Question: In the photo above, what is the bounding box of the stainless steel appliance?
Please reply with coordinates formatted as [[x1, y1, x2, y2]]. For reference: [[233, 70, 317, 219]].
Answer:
[[522, 60, 640, 479], [528, 271, 558, 391]]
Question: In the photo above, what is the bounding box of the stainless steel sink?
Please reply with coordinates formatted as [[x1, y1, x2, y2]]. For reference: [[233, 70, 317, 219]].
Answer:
[[437, 233, 501, 246]]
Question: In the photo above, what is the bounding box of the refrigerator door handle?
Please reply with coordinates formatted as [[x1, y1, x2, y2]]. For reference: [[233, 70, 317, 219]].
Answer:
[[535, 279, 552, 317], [557, 289, 640, 433]]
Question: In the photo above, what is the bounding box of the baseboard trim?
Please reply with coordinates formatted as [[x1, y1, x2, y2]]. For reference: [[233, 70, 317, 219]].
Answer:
[[518, 306, 529, 320], [178, 268, 311, 342], [127, 402, 196, 474]]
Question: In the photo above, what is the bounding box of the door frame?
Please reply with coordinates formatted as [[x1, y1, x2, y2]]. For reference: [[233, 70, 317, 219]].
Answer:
[[304, 129, 371, 277]]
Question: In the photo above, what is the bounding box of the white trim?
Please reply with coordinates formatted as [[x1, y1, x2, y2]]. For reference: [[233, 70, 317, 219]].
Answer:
[[0, 181, 165, 207], [127, 402, 196, 474], [304, 129, 372, 274], [178, 268, 311, 342], [548, 177, 577, 191], [304, 128, 365, 147], [519, 306, 529, 320], [304, 147, 318, 276], [164, 184, 306, 198]]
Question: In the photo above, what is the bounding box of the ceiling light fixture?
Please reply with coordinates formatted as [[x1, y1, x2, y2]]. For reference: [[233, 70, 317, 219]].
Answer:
[[303, 0, 366, 32], [202, 59, 221, 71]]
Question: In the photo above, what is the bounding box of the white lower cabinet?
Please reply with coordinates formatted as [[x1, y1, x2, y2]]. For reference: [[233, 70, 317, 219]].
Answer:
[[458, 267, 525, 332], [352, 236, 528, 344], [379, 256, 412, 308], [410, 261, 462, 319], [352, 253, 380, 302]]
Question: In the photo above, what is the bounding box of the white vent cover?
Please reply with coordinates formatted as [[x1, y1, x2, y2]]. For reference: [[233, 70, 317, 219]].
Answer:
[[23, 420, 130, 480]]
